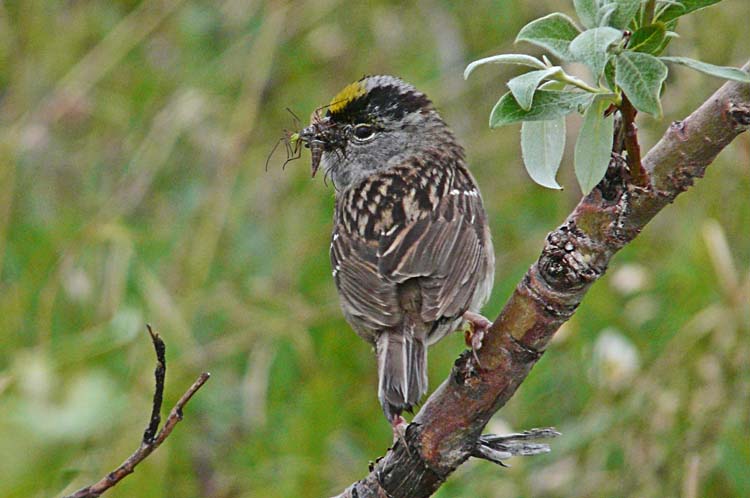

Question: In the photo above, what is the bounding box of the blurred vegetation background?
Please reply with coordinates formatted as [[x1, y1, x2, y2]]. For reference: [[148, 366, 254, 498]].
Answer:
[[0, 1, 748, 497]]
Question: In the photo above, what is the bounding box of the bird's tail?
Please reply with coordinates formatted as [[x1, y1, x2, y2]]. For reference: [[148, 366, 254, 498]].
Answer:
[[376, 322, 428, 423]]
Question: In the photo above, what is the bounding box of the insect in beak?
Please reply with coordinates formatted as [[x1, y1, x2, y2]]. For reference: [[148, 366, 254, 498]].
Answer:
[[298, 118, 332, 178], [308, 140, 325, 178], [265, 108, 305, 172], [267, 107, 340, 178]]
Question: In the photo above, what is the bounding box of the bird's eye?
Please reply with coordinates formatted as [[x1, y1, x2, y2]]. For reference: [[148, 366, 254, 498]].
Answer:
[[353, 124, 376, 141]]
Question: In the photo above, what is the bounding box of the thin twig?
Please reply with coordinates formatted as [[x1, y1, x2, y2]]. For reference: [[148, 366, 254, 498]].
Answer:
[[63, 328, 210, 498], [143, 324, 165, 443]]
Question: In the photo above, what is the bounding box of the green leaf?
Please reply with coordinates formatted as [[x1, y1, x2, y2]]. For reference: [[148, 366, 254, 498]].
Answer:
[[521, 118, 566, 189], [657, 0, 686, 6], [628, 23, 667, 54], [609, 0, 643, 29], [653, 20, 679, 54], [604, 59, 616, 89], [596, 3, 618, 26], [540, 80, 570, 91], [516, 13, 581, 61], [575, 95, 615, 194], [615, 51, 668, 116], [656, 28, 680, 54], [464, 54, 546, 79], [570, 27, 622, 79], [507, 67, 563, 111], [657, 0, 722, 22], [574, 0, 598, 28], [490, 90, 594, 128], [661, 56, 750, 82]]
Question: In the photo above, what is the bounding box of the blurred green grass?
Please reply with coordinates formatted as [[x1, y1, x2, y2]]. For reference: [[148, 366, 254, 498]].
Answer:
[[0, 1, 748, 497]]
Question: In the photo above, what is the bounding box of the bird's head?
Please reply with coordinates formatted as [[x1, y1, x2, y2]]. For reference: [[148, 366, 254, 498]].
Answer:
[[298, 75, 459, 190]]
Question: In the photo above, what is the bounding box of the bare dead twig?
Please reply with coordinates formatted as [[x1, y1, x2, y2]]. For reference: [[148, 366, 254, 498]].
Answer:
[[143, 325, 165, 443], [332, 62, 750, 498], [63, 327, 210, 498]]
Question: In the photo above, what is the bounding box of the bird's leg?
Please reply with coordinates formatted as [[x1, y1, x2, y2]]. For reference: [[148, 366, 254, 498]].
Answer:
[[463, 310, 492, 364], [390, 414, 407, 444], [389, 415, 416, 459]]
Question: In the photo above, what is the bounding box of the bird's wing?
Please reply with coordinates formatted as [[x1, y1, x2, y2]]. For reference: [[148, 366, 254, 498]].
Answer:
[[330, 163, 492, 333], [331, 229, 402, 332], [377, 168, 492, 322]]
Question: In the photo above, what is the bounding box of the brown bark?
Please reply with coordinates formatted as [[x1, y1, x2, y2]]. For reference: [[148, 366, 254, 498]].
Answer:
[[333, 62, 750, 498]]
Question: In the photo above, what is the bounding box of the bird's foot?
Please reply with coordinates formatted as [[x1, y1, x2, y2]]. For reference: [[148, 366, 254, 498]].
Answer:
[[391, 414, 407, 439], [389, 414, 412, 453], [472, 427, 560, 467], [463, 311, 492, 365]]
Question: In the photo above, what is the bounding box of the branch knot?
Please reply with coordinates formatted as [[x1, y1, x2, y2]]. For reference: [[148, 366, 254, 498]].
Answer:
[[727, 102, 750, 129], [539, 222, 605, 293]]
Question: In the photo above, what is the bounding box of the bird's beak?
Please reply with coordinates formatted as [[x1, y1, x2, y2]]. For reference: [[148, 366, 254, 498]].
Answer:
[[298, 117, 330, 178]]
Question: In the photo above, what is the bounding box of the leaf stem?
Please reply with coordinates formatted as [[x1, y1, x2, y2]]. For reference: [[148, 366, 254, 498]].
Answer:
[[644, 0, 656, 25], [555, 71, 611, 95]]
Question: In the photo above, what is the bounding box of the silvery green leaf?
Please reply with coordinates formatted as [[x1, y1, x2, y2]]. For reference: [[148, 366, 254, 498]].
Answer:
[[490, 90, 594, 127], [464, 54, 547, 80], [574, 0, 598, 28], [540, 80, 570, 91], [575, 95, 615, 194], [521, 118, 566, 189], [570, 27, 622, 79], [604, 60, 616, 90], [597, 3, 618, 26], [657, 0, 722, 22], [507, 67, 563, 111], [615, 51, 668, 116], [653, 20, 679, 54], [660, 56, 750, 82], [516, 13, 581, 61], [628, 23, 667, 54], [609, 0, 643, 29]]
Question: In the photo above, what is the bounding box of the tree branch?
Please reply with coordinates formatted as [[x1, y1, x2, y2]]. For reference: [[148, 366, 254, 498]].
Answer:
[[63, 327, 211, 498], [333, 62, 750, 498]]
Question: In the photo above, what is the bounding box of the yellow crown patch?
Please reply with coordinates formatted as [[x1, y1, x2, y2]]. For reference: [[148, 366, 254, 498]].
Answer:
[[328, 81, 367, 113]]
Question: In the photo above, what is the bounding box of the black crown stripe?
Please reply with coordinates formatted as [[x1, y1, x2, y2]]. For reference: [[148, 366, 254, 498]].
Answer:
[[328, 85, 432, 124]]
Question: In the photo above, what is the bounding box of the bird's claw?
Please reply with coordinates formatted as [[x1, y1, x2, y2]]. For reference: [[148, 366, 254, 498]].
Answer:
[[463, 311, 492, 365], [390, 415, 408, 445]]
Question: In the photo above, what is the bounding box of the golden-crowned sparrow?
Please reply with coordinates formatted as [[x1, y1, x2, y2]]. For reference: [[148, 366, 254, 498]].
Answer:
[[297, 75, 495, 428]]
